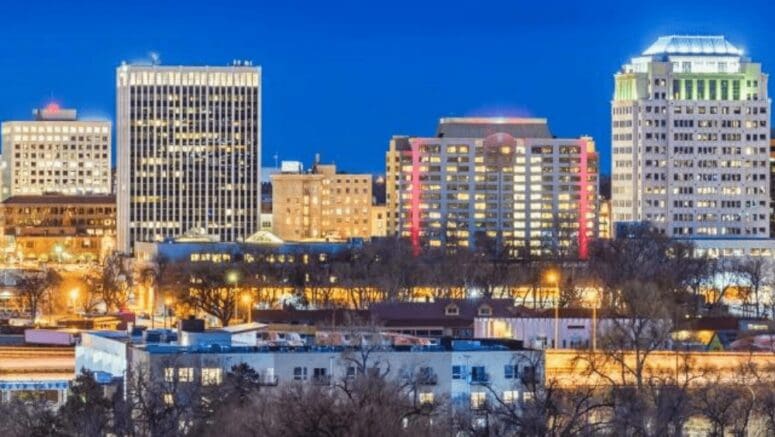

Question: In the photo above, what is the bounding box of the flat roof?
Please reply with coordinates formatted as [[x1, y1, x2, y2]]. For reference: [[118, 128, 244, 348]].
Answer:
[[437, 117, 553, 139]]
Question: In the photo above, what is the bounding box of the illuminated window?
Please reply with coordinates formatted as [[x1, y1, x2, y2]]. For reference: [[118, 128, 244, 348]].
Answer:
[[419, 392, 434, 405], [471, 392, 486, 410], [163, 393, 174, 405], [201, 368, 222, 385], [503, 390, 518, 405], [178, 368, 194, 382]]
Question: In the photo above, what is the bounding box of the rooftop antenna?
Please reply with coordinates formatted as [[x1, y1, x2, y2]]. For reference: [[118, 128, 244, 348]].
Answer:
[[273, 153, 279, 168]]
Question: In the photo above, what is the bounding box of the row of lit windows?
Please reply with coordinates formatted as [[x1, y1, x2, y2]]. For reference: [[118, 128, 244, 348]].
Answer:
[[122, 70, 259, 87], [3, 125, 109, 134]]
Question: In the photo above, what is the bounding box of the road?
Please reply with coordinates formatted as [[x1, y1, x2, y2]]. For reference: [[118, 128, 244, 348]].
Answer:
[[0, 345, 75, 379]]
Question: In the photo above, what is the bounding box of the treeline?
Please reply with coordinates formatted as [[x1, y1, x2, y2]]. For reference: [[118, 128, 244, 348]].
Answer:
[[134, 227, 775, 326], [36, 226, 773, 326], [5, 355, 775, 437]]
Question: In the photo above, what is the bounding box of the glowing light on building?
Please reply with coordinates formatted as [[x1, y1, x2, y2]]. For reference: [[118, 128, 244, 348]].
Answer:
[[409, 139, 422, 256], [578, 138, 591, 260], [388, 118, 600, 259], [44, 102, 61, 113]]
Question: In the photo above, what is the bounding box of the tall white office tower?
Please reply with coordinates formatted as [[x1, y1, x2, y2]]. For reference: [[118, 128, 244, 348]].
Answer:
[[612, 35, 771, 240], [116, 64, 261, 253]]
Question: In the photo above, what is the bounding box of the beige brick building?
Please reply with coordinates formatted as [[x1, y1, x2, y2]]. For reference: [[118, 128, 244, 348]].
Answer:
[[371, 205, 387, 238], [1, 194, 117, 263], [272, 163, 372, 241]]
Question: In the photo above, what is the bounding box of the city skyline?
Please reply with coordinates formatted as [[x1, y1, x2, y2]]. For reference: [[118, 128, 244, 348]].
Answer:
[[1, 1, 775, 175]]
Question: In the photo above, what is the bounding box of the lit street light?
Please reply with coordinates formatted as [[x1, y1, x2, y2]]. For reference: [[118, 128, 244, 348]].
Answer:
[[69, 288, 79, 314], [226, 270, 240, 285], [241, 293, 253, 323], [226, 270, 240, 322], [544, 270, 560, 349], [587, 288, 602, 351], [54, 245, 64, 264], [163, 296, 173, 329]]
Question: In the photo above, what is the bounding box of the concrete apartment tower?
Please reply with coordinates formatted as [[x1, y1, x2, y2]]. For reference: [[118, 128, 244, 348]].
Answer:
[[612, 35, 771, 240], [1, 104, 111, 198], [387, 117, 599, 259], [116, 63, 261, 253]]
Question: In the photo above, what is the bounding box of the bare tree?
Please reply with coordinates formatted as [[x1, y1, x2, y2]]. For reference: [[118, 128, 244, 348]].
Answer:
[[173, 261, 243, 327], [58, 370, 114, 437], [126, 359, 225, 437], [17, 268, 61, 322], [737, 256, 771, 318], [337, 317, 391, 378], [704, 258, 747, 316], [483, 353, 606, 436], [0, 398, 61, 437], [692, 381, 755, 437], [588, 226, 709, 318], [576, 281, 673, 390], [197, 363, 268, 437], [100, 251, 134, 311]]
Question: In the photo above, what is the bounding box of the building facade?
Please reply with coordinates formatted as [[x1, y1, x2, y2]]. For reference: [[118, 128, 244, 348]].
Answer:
[[770, 128, 775, 236], [77, 329, 540, 412], [387, 117, 599, 259], [116, 64, 261, 253], [612, 35, 771, 239], [598, 198, 612, 239], [272, 162, 372, 241], [1, 194, 116, 263], [371, 204, 387, 238], [1, 104, 111, 198]]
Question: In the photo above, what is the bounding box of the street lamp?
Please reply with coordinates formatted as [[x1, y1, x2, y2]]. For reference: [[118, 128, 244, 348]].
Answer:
[[544, 271, 560, 349], [226, 270, 240, 285], [54, 245, 64, 264], [163, 296, 173, 329], [226, 270, 240, 322], [69, 288, 79, 315], [588, 288, 602, 351], [241, 293, 253, 323]]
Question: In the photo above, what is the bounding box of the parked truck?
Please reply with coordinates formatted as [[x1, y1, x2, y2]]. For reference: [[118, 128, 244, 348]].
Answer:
[[24, 328, 79, 346]]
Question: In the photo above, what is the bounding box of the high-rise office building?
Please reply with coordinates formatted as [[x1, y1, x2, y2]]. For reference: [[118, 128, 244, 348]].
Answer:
[[272, 161, 372, 241], [386, 117, 599, 259], [612, 35, 771, 239], [770, 128, 775, 237], [116, 64, 261, 253], [1, 104, 111, 198]]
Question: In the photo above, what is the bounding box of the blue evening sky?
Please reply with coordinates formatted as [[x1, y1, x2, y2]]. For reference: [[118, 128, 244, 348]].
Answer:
[[0, 0, 773, 175]]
